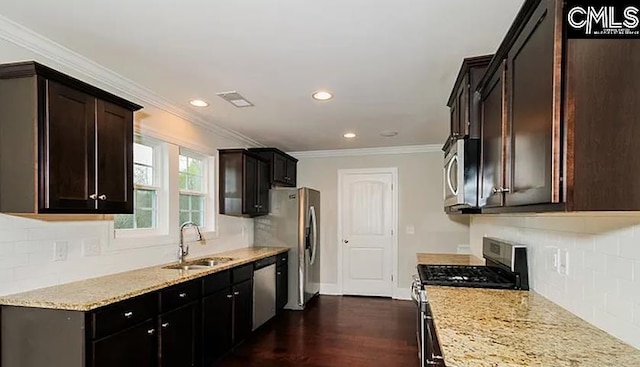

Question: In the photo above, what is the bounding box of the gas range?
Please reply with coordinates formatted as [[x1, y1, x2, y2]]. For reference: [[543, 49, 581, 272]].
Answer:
[[417, 237, 529, 290], [411, 238, 529, 367]]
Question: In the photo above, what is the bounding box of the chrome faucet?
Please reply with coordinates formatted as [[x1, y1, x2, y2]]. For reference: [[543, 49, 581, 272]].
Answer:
[[179, 221, 202, 263]]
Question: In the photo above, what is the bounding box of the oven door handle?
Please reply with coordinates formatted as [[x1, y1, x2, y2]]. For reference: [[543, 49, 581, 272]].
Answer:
[[425, 315, 445, 364]]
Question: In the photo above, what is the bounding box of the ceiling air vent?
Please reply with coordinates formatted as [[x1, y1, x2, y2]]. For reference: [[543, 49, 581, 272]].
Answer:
[[216, 91, 254, 108]]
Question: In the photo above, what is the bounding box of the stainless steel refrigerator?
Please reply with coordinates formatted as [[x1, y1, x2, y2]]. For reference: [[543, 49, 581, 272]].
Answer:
[[254, 187, 320, 310]]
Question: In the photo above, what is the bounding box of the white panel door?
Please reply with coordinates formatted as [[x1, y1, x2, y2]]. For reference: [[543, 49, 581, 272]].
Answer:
[[340, 171, 394, 296]]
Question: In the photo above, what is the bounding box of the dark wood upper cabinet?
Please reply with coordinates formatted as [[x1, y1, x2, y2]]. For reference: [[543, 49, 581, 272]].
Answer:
[[446, 55, 493, 140], [475, 0, 640, 213], [0, 61, 141, 215], [249, 147, 298, 187], [479, 62, 507, 208], [219, 149, 270, 217]]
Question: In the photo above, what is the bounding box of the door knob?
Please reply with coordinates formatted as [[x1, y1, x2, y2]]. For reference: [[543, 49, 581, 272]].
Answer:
[[343, 240, 349, 244]]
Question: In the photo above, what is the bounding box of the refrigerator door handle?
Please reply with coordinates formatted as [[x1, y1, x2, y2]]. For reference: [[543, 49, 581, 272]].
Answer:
[[309, 206, 318, 265]]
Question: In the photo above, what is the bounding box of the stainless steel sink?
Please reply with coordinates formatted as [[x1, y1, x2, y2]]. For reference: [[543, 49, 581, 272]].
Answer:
[[162, 257, 234, 270]]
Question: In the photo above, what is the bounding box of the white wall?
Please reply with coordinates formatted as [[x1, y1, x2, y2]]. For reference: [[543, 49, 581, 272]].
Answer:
[[296, 151, 470, 295], [470, 214, 640, 349], [0, 39, 255, 296]]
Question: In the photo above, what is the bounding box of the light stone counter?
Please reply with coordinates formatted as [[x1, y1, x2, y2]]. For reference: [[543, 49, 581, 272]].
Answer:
[[426, 286, 640, 366], [0, 246, 288, 311]]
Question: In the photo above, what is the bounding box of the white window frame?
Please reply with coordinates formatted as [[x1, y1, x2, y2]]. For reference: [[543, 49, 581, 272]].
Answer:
[[178, 148, 216, 234], [114, 136, 169, 238]]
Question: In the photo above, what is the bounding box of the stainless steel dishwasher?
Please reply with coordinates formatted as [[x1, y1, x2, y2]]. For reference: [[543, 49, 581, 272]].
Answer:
[[253, 257, 276, 330]]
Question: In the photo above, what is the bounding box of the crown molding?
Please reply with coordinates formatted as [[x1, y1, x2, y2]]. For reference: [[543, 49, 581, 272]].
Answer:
[[289, 144, 442, 159], [0, 14, 263, 148]]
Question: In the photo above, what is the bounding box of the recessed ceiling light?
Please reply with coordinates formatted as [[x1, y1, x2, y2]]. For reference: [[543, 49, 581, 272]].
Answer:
[[343, 132, 356, 139], [380, 130, 399, 137], [312, 91, 333, 101], [189, 99, 209, 107]]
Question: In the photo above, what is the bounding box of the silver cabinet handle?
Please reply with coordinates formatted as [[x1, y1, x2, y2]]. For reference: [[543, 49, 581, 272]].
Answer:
[[147, 328, 155, 335], [98, 194, 107, 201], [234, 291, 240, 296], [226, 294, 233, 299], [492, 187, 511, 194], [124, 311, 133, 318], [179, 292, 187, 298], [277, 272, 282, 275], [161, 322, 169, 328], [89, 193, 97, 200]]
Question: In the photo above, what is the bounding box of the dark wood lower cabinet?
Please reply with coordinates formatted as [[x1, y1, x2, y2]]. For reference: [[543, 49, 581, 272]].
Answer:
[[202, 289, 233, 366], [276, 264, 288, 311], [0, 252, 287, 367], [232, 280, 253, 344], [92, 319, 158, 367], [160, 304, 198, 367]]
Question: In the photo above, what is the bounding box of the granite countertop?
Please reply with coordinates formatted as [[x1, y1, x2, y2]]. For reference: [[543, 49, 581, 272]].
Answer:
[[416, 253, 485, 266], [418, 252, 640, 366], [0, 246, 288, 312]]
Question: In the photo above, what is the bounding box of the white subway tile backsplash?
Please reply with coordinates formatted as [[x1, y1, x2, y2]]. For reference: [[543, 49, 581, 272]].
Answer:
[[594, 235, 620, 256], [0, 230, 29, 243], [619, 238, 640, 261], [607, 255, 634, 281], [471, 214, 640, 349]]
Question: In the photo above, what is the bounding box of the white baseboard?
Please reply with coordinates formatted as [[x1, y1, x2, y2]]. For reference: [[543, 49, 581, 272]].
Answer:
[[393, 287, 411, 300], [319, 284, 411, 300], [319, 283, 342, 295]]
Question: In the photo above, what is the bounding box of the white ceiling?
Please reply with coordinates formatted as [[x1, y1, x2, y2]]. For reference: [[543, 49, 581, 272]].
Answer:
[[0, 0, 524, 151]]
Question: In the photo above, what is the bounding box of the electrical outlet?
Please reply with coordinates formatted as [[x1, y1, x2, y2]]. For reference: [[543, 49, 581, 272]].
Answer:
[[54, 241, 68, 262], [82, 238, 101, 257], [558, 249, 569, 275]]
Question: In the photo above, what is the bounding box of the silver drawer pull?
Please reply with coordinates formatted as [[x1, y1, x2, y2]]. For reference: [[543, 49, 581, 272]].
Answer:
[[98, 194, 107, 201], [179, 292, 187, 298], [124, 311, 133, 318], [147, 328, 155, 335], [161, 322, 170, 328], [234, 291, 240, 296], [89, 193, 97, 200], [226, 294, 233, 299]]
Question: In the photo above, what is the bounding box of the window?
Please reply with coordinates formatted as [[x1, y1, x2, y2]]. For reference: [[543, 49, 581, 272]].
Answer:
[[115, 139, 159, 230], [179, 149, 207, 227]]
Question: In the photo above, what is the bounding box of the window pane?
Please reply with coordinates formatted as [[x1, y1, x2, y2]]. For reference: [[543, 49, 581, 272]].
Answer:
[[114, 214, 134, 229], [192, 211, 204, 226], [135, 209, 154, 229], [179, 153, 204, 192], [179, 194, 190, 209], [188, 157, 202, 176], [191, 175, 202, 192], [136, 189, 155, 209], [134, 143, 153, 166], [191, 195, 202, 211], [179, 212, 191, 226], [179, 155, 188, 173], [134, 165, 153, 186]]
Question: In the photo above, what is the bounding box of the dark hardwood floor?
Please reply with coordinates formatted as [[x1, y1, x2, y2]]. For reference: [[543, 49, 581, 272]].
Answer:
[[218, 295, 419, 367]]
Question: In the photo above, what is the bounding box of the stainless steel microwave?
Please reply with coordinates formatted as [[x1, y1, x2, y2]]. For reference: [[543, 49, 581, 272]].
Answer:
[[443, 138, 480, 208]]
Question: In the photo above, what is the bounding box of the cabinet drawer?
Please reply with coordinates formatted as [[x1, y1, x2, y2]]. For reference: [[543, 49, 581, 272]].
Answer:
[[277, 252, 288, 266], [232, 264, 253, 284], [254, 256, 276, 270], [160, 281, 200, 313], [203, 270, 231, 296], [91, 293, 157, 339]]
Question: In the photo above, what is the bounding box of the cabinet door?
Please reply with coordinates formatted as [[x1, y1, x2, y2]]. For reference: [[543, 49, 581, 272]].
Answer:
[[92, 319, 158, 367], [449, 97, 459, 138], [276, 265, 288, 310], [243, 155, 258, 215], [256, 159, 270, 214], [233, 279, 253, 344], [96, 100, 134, 213], [458, 74, 470, 137], [505, 0, 555, 206], [285, 158, 297, 187], [44, 81, 96, 212], [202, 289, 233, 366], [160, 304, 196, 367], [272, 153, 288, 185], [479, 62, 507, 208]]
